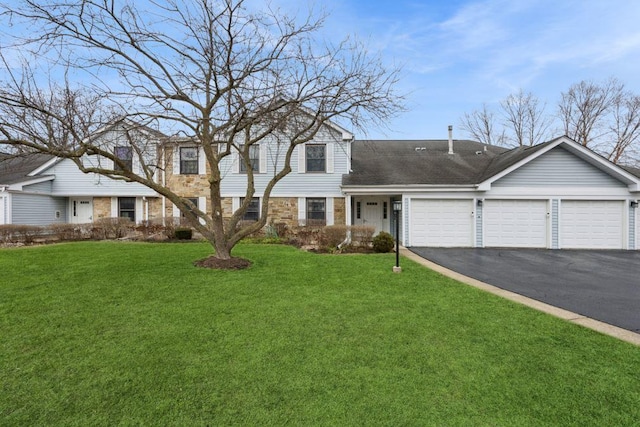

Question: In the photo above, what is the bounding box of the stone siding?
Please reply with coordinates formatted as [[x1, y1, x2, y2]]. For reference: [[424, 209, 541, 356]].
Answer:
[[93, 197, 112, 221]]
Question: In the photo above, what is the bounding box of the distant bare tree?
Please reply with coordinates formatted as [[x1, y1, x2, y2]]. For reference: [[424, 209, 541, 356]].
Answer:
[[459, 103, 505, 146], [558, 78, 624, 147], [501, 89, 552, 147], [608, 93, 640, 164], [0, 0, 404, 263]]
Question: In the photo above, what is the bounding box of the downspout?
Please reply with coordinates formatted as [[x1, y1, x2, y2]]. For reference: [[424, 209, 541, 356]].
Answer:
[[337, 194, 352, 250]]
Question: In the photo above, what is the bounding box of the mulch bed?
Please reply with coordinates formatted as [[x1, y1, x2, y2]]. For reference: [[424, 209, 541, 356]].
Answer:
[[193, 256, 252, 270]]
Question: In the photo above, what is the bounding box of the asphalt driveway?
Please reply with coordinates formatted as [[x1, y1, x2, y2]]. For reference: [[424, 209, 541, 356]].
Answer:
[[409, 248, 640, 333]]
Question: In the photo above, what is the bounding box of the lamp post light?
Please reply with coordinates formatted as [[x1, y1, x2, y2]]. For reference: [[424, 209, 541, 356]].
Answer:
[[393, 200, 402, 273]]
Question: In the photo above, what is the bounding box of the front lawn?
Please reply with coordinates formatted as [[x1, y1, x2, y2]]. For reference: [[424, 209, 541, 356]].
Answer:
[[1, 242, 639, 425]]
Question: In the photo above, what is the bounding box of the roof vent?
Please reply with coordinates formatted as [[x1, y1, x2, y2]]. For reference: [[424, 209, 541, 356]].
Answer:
[[475, 151, 483, 155]]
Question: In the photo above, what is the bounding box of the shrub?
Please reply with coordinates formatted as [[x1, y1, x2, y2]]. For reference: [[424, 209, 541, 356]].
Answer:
[[350, 225, 375, 247], [94, 217, 135, 239], [372, 231, 395, 253], [0, 225, 44, 244], [174, 227, 193, 240], [49, 223, 86, 241], [320, 225, 348, 248]]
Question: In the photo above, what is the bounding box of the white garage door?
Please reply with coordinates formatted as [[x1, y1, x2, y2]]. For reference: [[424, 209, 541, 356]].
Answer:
[[410, 199, 473, 247], [560, 200, 624, 249], [484, 200, 548, 248]]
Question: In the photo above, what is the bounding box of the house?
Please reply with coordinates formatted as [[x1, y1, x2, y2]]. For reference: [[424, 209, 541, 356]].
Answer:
[[2, 117, 640, 250], [342, 135, 640, 250]]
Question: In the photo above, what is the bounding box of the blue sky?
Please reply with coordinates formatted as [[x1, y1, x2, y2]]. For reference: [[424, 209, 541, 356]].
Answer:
[[289, 0, 640, 140]]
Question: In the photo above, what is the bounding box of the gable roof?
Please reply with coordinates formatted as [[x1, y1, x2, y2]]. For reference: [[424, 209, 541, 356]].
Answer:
[[342, 140, 508, 186], [343, 136, 640, 191], [0, 152, 56, 186]]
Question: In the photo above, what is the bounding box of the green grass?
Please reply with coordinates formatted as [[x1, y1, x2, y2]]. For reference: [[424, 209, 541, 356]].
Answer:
[[1, 242, 639, 426]]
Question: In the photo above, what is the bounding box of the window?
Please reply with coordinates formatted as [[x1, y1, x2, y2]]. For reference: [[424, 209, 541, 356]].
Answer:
[[114, 146, 133, 171], [240, 197, 260, 221], [306, 198, 326, 225], [239, 144, 260, 173], [181, 198, 199, 219], [118, 197, 136, 222], [180, 147, 199, 175], [306, 145, 325, 172]]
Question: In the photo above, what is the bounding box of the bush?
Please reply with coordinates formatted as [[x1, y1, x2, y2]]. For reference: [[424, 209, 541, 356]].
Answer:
[[350, 225, 375, 248], [49, 223, 87, 241], [174, 227, 193, 240], [94, 217, 135, 239], [0, 224, 43, 244], [319, 225, 348, 248], [372, 231, 395, 253]]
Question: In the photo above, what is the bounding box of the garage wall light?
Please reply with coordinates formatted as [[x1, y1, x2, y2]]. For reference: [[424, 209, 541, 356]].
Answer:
[[631, 201, 639, 208], [477, 199, 483, 207]]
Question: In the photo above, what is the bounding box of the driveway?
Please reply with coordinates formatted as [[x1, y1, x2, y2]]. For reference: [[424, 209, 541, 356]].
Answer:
[[409, 248, 640, 333]]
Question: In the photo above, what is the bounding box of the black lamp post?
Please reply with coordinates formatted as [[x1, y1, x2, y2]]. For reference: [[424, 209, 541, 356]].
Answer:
[[393, 200, 402, 273]]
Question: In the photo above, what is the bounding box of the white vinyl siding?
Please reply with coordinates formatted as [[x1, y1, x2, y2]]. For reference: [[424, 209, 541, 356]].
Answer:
[[11, 193, 67, 226], [560, 200, 625, 249], [222, 140, 346, 197], [484, 200, 548, 248], [49, 158, 156, 197], [494, 147, 626, 187], [410, 199, 473, 247]]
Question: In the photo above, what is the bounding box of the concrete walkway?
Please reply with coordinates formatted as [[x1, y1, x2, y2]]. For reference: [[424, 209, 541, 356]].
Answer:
[[400, 247, 640, 347]]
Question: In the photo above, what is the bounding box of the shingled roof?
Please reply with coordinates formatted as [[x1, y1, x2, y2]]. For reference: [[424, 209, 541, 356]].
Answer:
[[0, 152, 56, 185], [342, 140, 509, 186]]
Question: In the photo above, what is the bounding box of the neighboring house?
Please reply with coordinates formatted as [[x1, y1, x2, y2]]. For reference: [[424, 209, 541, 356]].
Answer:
[[2, 117, 640, 251], [342, 135, 640, 250]]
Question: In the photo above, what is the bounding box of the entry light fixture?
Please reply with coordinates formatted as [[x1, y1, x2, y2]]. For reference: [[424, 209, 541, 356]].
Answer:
[[631, 201, 639, 208], [477, 199, 483, 207]]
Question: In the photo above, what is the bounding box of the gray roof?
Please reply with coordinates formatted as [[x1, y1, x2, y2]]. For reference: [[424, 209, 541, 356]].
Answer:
[[0, 152, 56, 185], [342, 140, 509, 186]]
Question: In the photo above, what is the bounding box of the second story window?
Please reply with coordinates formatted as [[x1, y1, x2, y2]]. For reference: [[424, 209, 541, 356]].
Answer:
[[114, 146, 133, 171], [180, 147, 199, 175], [239, 144, 260, 173], [306, 144, 326, 172]]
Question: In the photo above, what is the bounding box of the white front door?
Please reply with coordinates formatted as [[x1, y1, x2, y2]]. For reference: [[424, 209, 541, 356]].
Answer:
[[355, 197, 386, 234], [70, 198, 93, 223]]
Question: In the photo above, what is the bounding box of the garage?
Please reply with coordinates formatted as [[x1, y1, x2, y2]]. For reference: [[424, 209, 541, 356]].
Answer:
[[410, 199, 473, 247], [484, 199, 548, 248], [560, 200, 624, 249]]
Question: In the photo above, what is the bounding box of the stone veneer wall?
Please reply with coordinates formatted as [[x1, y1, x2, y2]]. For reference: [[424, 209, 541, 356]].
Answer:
[[333, 197, 346, 225], [93, 197, 112, 221]]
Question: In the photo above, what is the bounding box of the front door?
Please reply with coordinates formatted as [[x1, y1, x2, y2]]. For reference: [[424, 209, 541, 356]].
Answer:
[[355, 197, 386, 234], [70, 198, 93, 223]]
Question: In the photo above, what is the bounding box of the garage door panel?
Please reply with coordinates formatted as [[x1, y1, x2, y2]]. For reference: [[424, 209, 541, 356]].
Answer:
[[484, 200, 547, 248], [410, 199, 473, 247], [561, 201, 623, 249]]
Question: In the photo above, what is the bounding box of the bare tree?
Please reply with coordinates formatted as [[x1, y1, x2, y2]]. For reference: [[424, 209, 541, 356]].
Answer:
[[501, 89, 552, 147], [0, 0, 403, 262], [459, 103, 505, 146], [558, 77, 624, 147], [608, 93, 640, 164]]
